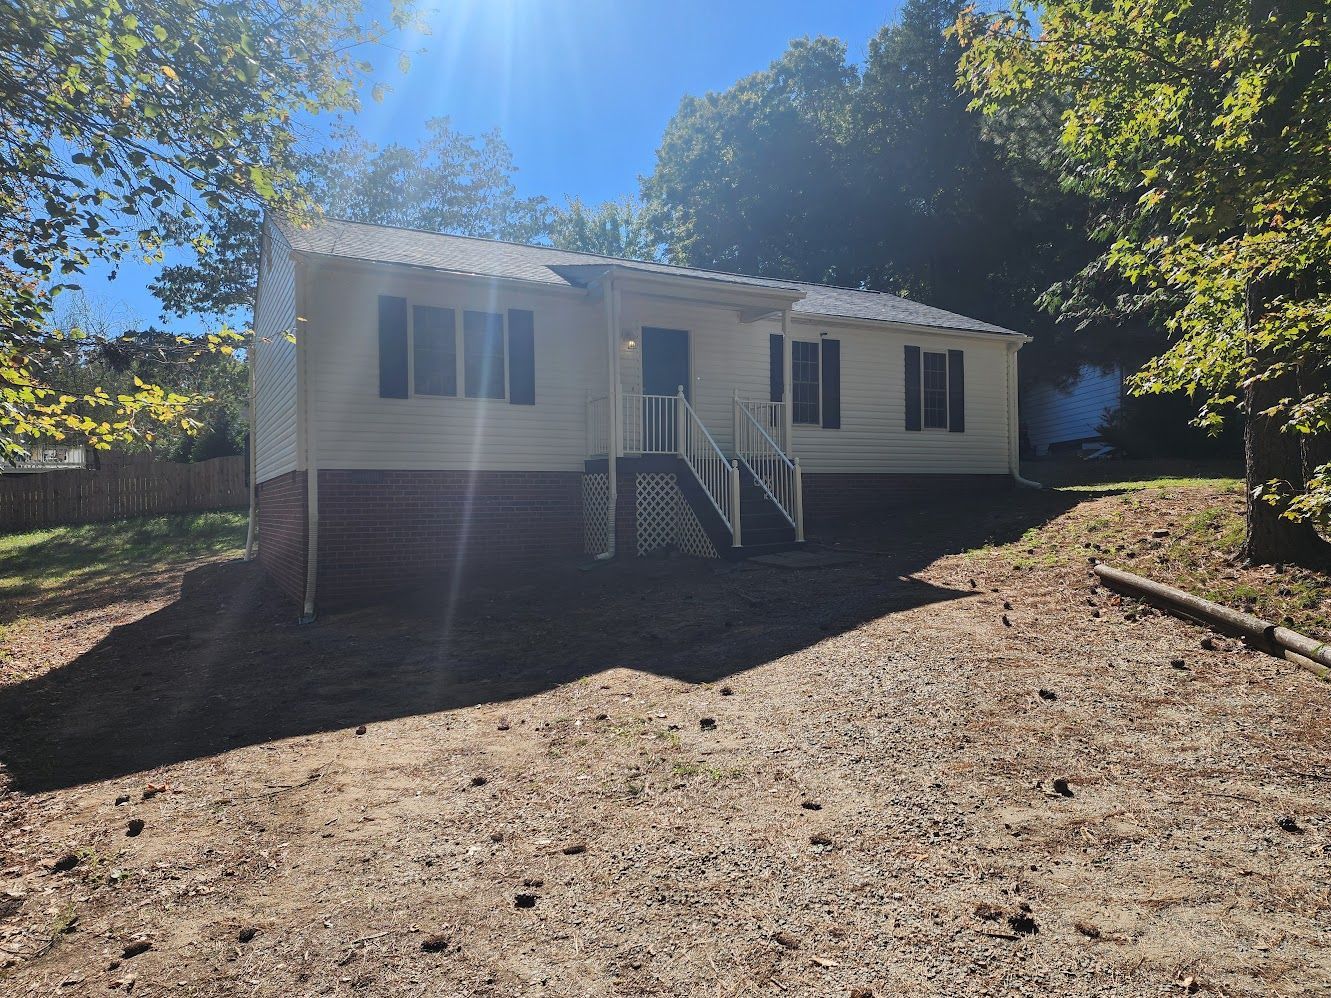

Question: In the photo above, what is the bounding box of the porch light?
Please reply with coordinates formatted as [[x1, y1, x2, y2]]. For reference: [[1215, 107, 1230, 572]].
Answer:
[[622, 330, 637, 351]]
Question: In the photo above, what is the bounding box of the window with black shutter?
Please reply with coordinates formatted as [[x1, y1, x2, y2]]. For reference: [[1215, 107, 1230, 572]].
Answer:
[[463, 310, 506, 399], [412, 305, 456, 396], [905, 345, 964, 431]]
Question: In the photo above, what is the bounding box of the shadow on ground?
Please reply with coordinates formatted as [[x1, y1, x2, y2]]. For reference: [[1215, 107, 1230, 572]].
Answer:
[[0, 488, 1090, 793]]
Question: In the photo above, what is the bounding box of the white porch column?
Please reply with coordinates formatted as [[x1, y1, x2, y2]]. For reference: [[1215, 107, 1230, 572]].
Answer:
[[781, 308, 793, 453], [600, 273, 621, 558]]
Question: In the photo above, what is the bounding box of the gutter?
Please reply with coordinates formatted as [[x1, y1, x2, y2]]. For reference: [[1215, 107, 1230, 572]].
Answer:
[[1006, 338, 1043, 489]]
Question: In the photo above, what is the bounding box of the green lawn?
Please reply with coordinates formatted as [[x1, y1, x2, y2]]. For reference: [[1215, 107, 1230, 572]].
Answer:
[[0, 510, 248, 605]]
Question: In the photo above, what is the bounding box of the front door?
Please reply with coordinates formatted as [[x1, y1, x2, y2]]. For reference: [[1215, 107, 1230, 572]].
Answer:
[[641, 327, 689, 451]]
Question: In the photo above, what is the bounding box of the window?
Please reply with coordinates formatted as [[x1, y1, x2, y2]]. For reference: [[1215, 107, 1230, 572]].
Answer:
[[463, 310, 506, 399], [922, 350, 948, 429], [792, 340, 820, 425], [412, 305, 457, 396]]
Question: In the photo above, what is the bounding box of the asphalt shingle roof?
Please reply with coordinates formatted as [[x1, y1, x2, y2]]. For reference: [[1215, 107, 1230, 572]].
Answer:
[[275, 216, 1020, 337]]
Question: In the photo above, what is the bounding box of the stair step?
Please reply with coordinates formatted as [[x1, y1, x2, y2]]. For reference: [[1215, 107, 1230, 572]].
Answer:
[[745, 526, 793, 542], [737, 540, 803, 558]]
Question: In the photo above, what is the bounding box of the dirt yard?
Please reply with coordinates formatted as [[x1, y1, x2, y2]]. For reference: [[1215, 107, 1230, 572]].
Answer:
[[2, 478, 1329, 997]]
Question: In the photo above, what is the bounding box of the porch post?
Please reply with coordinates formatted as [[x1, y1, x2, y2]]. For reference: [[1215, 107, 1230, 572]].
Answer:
[[781, 308, 793, 453], [601, 273, 620, 558]]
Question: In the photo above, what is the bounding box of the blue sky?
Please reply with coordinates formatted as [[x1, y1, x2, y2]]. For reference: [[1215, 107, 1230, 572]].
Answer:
[[78, 0, 904, 330]]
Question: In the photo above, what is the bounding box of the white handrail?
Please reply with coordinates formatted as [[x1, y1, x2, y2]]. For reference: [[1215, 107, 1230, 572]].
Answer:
[[677, 388, 738, 542], [737, 398, 787, 452], [734, 394, 804, 541]]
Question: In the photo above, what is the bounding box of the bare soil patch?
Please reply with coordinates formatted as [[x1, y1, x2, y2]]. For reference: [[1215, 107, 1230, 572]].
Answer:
[[1, 484, 1328, 997]]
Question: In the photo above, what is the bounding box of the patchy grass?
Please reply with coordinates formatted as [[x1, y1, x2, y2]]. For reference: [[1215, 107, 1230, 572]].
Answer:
[[967, 479, 1331, 639], [0, 510, 247, 605]]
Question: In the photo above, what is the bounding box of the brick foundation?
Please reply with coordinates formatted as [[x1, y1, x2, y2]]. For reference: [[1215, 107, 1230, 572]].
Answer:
[[255, 471, 307, 603], [802, 472, 1013, 525], [314, 469, 584, 605]]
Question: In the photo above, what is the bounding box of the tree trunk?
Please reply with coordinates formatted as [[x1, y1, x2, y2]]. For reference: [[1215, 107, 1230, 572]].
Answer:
[[1242, 368, 1331, 567]]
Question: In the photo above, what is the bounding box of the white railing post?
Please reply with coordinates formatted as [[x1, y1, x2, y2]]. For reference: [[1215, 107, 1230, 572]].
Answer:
[[732, 389, 740, 458], [676, 386, 686, 457], [793, 456, 804, 543], [730, 459, 742, 548]]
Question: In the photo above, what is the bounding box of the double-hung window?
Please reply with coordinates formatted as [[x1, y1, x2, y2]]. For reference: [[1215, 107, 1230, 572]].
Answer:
[[921, 350, 949, 429], [791, 340, 820, 425], [413, 305, 457, 397], [463, 310, 506, 399]]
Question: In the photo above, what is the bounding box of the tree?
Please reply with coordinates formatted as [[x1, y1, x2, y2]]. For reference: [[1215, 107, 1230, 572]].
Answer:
[[640, 4, 1098, 386], [153, 119, 551, 319], [642, 37, 858, 281], [0, 0, 410, 460], [41, 297, 248, 459], [956, 0, 1331, 565], [549, 197, 659, 260]]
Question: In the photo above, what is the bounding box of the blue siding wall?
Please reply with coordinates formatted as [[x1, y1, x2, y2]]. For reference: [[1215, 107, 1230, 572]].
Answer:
[[1024, 365, 1123, 455]]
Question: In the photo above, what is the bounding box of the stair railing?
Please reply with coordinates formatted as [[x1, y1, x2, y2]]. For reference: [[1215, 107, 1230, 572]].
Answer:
[[675, 386, 740, 547], [734, 392, 804, 542]]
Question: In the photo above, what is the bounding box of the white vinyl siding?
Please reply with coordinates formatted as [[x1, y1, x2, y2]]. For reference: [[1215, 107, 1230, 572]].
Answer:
[[291, 256, 1016, 476], [252, 224, 299, 483], [789, 321, 1010, 475], [307, 265, 601, 472]]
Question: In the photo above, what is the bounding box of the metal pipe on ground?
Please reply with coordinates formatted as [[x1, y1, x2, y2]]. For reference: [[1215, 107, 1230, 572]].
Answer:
[[1093, 563, 1331, 681]]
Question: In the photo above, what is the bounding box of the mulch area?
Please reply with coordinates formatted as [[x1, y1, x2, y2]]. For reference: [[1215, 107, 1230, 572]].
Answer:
[[1, 484, 1327, 997]]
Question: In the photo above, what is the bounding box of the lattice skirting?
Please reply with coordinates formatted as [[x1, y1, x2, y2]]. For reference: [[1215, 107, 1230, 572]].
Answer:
[[636, 473, 717, 559], [582, 473, 609, 554]]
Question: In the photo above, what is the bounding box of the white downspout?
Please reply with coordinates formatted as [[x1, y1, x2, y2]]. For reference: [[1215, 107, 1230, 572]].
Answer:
[[243, 331, 257, 561], [596, 273, 619, 560], [297, 259, 320, 621], [1007, 339, 1042, 489]]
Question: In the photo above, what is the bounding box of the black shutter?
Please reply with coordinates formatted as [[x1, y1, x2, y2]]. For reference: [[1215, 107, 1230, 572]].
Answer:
[[947, 349, 965, 432], [821, 338, 840, 429], [904, 344, 922, 431], [508, 309, 535, 405], [769, 333, 784, 402], [378, 295, 408, 399]]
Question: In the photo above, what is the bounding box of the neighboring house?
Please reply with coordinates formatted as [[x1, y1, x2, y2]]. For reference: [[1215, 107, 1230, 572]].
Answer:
[[1023, 365, 1125, 457], [1, 442, 88, 474], [250, 216, 1034, 617]]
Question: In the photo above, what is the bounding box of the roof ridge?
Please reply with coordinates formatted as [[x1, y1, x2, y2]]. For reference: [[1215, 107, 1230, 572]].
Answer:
[[313, 215, 911, 300]]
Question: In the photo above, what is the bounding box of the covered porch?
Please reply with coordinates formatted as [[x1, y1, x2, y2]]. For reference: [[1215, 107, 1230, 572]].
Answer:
[[568, 265, 808, 555]]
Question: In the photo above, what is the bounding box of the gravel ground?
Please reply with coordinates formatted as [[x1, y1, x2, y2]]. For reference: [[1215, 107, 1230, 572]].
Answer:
[[1, 484, 1328, 997]]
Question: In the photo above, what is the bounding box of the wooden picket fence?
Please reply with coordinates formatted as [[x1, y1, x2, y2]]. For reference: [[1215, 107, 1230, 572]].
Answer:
[[0, 454, 247, 532]]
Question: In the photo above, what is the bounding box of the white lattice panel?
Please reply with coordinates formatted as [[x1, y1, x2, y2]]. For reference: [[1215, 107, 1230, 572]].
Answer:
[[635, 473, 718, 559], [676, 495, 718, 559], [582, 473, 609, 554], [636, 473, 679, 556]]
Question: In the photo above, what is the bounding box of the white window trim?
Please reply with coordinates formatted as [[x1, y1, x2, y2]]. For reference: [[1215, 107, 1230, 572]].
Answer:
[[921, 349, 949, 431], [402, 302, 514, 402]]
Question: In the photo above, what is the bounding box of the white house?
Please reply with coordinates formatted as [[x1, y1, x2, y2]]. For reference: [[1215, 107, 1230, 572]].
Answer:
[[249, 216, 1035, 617]]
